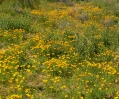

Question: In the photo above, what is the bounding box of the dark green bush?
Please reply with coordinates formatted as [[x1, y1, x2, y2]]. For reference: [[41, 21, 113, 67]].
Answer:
[[0, 0, 4, 4], [0, 17, 32, 32], [0, 0, 40, 9]]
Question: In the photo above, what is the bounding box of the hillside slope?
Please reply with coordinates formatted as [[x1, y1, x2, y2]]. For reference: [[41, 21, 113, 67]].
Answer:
[[0, 0, 119, 99]]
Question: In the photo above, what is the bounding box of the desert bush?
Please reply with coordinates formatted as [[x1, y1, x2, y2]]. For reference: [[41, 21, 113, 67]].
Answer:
[[0, 0, 4, 4], [0, 16, 33, 32], [0, 0, 40, 9], [78, 13, 88, 23], [15, 0, 40, 9]]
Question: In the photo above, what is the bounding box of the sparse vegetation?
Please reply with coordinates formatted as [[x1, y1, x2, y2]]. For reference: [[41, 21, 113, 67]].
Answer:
[[0, 0, 119, 99]]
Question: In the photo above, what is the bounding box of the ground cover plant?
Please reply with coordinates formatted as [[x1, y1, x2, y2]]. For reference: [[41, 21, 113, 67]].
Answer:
[[0, 0, 119, 99]]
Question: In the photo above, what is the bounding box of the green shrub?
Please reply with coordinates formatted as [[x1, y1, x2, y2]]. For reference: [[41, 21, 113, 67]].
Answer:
[[0, 16, 33, 32], [0, 0, 40, 9]]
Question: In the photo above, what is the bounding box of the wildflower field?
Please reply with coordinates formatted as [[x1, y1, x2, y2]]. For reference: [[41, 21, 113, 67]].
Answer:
[[0, 0, 119, 99]]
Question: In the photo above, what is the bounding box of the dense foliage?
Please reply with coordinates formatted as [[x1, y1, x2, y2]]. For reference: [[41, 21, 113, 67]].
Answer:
[[0, 0, 119, 99]]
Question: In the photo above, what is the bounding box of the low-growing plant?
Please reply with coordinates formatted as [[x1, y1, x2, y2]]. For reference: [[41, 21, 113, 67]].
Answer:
[[0, 16, 33, 32]]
